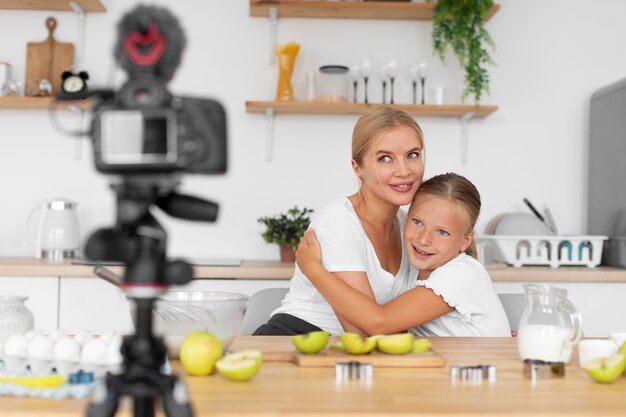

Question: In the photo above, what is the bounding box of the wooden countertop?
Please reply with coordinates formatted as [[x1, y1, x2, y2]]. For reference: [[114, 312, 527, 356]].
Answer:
[[1, 336, 624, 417], [1, 256, 626, 282]]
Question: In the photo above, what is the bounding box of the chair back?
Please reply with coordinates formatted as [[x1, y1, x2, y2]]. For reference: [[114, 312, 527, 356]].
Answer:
[[497, 293, 525, 333], [238, 287, 290, 335]]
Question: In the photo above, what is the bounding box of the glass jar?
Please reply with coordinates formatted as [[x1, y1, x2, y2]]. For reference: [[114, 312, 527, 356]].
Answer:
[[318, 65, 349, 103], [0, 296, 34, 343]]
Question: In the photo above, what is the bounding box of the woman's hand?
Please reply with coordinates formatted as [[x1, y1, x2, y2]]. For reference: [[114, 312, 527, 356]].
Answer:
[[296, 229, 323, 276]]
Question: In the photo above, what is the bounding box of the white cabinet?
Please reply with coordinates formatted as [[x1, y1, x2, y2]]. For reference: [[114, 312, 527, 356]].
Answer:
[[57, 277, 291, 334], [58, 277, 134, 334], [0, 276, 59, 332], [494, 282, 626, 337]]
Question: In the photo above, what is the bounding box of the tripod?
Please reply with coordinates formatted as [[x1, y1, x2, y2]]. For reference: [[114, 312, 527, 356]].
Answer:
[[85, 176, 218, 417]]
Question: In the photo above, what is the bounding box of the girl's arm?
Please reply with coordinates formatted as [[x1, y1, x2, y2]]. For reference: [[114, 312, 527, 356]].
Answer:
[[297, 229, 454, 335]]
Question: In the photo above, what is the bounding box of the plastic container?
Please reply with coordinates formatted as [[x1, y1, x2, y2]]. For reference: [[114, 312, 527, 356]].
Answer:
[[0, 296, 34, 344], [478, 235, 608, 268], [318, 65, 349, 103]]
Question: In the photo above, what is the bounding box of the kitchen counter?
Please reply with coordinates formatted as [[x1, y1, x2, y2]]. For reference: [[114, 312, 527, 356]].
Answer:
[[1, 256, 626, 282], [1, 336, 625, 417]]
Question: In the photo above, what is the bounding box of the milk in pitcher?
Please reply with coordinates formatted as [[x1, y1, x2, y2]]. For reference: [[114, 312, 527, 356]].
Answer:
[[517, 324, 573, 362]]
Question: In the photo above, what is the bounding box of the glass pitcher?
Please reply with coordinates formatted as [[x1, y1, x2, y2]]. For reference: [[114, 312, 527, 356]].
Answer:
[[517, 283, 582, 363], [0, 296, 34, 344]]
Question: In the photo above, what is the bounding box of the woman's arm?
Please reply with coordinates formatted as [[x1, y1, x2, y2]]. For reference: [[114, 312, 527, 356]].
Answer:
[[297, 229, 454, 335]]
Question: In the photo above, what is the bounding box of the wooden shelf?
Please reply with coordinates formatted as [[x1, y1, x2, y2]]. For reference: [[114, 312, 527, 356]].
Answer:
[[0, 96, 93, 110], [0, 0, 105, 12], [246, 100, 498, 118], [250, 1, 499, 21]]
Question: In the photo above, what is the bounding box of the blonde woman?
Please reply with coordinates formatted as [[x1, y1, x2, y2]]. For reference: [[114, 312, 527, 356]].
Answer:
[[254, 107, 425, 335]]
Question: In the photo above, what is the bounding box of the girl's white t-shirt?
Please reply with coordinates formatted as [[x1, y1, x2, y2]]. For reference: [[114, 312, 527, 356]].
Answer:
[[271, 198, 413, 335], [409, 253, 511, 337]]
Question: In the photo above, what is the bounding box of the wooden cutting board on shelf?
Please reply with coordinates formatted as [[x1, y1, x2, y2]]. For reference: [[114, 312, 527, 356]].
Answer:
[[25, 17, 74, 96], [263, 348, 445, 367]]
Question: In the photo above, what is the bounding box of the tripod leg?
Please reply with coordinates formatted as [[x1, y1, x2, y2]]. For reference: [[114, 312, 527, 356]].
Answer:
[[162, 380, 194, 417], [134, 398, 155, 417], [86, 378, 121, 417]]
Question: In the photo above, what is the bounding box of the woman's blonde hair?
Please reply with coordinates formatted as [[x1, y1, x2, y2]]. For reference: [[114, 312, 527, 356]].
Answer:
[[411, 173, 481, 258], [352, 107, 424, 165]]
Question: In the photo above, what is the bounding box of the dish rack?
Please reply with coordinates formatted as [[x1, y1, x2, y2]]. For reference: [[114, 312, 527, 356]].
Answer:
[[478, 235, 609, 268]]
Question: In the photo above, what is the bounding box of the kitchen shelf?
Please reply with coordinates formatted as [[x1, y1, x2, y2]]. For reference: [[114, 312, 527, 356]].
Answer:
[[0, 96, 93, 110], [250, 1, 499, 21], [246, 100, 498, 118], [0, 0, 105, 12]]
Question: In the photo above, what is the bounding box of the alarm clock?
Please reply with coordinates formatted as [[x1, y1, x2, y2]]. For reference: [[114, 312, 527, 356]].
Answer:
[[60, 70, 89, 97]]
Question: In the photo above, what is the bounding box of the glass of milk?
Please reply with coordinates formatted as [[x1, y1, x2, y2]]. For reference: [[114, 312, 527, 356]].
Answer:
[[517, 284, 582, 363]]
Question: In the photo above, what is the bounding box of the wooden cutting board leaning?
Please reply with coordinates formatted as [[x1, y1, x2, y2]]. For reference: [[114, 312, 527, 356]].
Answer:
[[263, 348, 445, 367], [25, 17, 74, 96]]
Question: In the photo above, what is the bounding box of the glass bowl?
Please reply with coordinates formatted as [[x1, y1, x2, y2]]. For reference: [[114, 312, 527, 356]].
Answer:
[[138, 291, 249, 358]]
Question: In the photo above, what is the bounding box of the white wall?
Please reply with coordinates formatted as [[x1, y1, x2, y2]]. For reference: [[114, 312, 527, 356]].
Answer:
[[1, 0, 625, 261]]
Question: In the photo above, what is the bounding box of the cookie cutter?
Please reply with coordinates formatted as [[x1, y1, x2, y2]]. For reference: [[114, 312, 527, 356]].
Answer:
[[335, 361, 373, 381], [449, 364, 497, 383], [523, 359, 565, 382]]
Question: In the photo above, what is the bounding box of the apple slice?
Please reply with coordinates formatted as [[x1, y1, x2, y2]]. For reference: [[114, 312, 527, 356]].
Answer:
[[411, 338, 432, 353], [340, 332, 378, 355], [216, 350, 263, 381], [292, 331, 330, 354], [619, 342, 626, 375], [377, 333, 414, 354], [582, 353, 626, 383]]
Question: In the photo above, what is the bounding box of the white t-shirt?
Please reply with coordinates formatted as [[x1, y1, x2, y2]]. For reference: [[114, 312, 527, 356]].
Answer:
[[272, 198, 413, 335], [409, 253, 511, 337]]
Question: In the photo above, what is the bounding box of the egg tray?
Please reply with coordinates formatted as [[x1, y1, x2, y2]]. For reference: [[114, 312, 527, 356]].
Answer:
[[0, 354, 121, 376], [478, 235, 609, 268]]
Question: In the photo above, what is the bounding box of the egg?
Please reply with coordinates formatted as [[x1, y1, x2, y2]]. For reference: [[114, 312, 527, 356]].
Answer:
[[106, 335, 124, 365], [49, 329, 69, 342], [24, 328, 44, 341], [54, 336, 81, 362], [3, 333, 28, 357], [81, 338, 108, 364], [73, 331, 94, 347], [27, 335, 54, 359]]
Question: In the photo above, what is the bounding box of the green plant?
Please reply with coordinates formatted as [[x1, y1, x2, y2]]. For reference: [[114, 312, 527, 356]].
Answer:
[[257, 206, 313, 251], [427, 0, 495, 103]]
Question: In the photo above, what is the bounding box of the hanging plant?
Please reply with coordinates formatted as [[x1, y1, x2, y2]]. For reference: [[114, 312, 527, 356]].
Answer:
[[427, 0, 495, 103]]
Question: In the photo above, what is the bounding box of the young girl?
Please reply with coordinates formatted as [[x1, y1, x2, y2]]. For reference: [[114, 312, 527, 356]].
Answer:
[[296, 173, 511, 337]]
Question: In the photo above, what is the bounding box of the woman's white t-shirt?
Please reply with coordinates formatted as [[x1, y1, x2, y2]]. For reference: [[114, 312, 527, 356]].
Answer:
[[272, 198, 413, 335], [409, 253, 511, 337]]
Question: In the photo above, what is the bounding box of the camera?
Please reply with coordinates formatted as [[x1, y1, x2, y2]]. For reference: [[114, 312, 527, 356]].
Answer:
[[90, 74, 227, 177]]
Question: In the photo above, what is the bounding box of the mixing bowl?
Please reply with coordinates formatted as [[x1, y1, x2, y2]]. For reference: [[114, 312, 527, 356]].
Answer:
[[137, 291, 249, 358]]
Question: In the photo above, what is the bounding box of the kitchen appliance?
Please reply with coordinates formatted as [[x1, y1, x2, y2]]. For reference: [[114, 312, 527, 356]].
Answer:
[[517, 284, 582, 365], [24, 199, 80, 261], [589, 77, 626, 267]]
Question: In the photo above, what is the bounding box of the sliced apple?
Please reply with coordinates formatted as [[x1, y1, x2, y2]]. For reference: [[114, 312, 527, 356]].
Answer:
[[340, 332, 377, 355], [216, 350, 263, 381], [411, 338, 432, 353], [377, 333, 414, 354], [618, 342, 626, 375], [329, 341, 345, 351], [292, 331, 330, 354], [582, 353, 626, 383]]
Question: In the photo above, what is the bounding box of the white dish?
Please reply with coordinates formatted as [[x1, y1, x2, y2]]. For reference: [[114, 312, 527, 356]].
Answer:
[[578, 339, 617, 367], [494, 213, 551, 235]]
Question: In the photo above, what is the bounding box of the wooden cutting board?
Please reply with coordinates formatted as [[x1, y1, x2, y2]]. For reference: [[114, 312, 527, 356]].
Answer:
[[25, 17, 74, 96], [263, 348, 445, 367]]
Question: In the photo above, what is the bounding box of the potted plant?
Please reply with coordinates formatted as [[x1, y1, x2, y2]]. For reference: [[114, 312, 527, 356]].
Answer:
[[427, 0, 495, 103], [257, 206, 314, 262]]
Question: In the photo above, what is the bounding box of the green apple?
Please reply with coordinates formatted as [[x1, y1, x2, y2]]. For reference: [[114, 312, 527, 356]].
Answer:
[[292, 331, 330, 354], [377, 333, 414, 354], [583, 353, 626, 383], [340, 332, 377, 355], [411, 338, 432, 353], [618, 342, 626, 375], [215, 350, 263, 381], [179, 331, 223, 376]]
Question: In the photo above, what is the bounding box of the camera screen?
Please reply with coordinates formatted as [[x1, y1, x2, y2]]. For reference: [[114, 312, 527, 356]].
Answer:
[[100, 110, 177, 165]]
